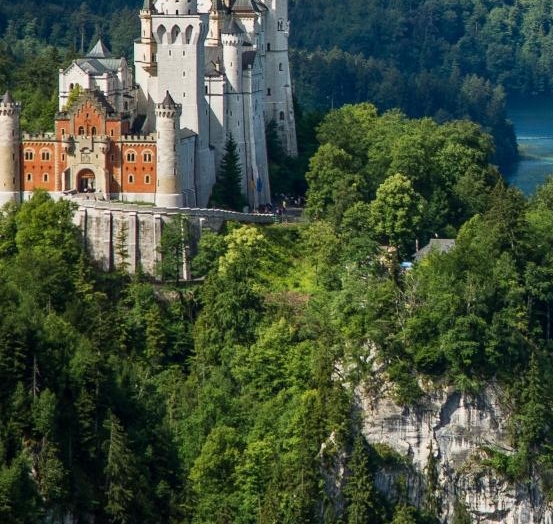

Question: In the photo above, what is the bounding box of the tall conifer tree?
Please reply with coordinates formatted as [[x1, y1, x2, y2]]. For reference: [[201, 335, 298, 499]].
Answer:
[[210, 135, 246, 211]]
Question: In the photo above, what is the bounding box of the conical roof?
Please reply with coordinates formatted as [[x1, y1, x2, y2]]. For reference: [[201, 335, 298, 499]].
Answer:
[[1, 91, 13, 104], [87, 39, 112, 59], [221, 17, 244, 34], [160, 90, 177, 109]]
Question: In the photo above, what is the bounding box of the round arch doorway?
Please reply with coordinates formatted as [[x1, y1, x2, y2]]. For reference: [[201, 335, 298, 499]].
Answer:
[[77, 169, 96, 193]]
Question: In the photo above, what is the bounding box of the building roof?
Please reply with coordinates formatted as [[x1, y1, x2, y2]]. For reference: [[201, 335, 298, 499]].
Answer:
[[1, 91, 13, 104], [231, 0, 267, 12], [87, 39, 113, 59], [221, 18, 244, 34], [414, 238, 456, 261], [64, 40, 126, 77], [160, 90, 177, 109]]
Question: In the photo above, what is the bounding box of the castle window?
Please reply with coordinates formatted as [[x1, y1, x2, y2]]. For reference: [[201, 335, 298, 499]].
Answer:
[[128, 174, 134, 184], [279, 111, 285, 120], [279, 62, 283, 71], [267, 88, 271, 96], [267, 43, 271, 51], [91, 126, 97, 135], [145, 174, 151, 184], [143, 151, 153, 162], [169, 50, 172, 56], [24, 150, 34, 161], [185, 25, 193, 44], [127, 151, 136, 162], [183, 71, 186, 77], [26, 173, 32, 182], [61, 128, 65, 136], [110, 154, 115, 162], [110, 129, 114, 136], [62, 154, 65, 161], [205, 85, 208, 94], [78, 126, 85, 135], [43, 173, 49, 182], [41, 150, 51, 161]]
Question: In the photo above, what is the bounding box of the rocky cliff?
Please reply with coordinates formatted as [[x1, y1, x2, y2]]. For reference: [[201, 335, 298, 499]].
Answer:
[[358, 381, 553, 523]]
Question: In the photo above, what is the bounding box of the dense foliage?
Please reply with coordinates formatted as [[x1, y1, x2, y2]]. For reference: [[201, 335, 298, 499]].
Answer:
[[3, 107, 553, 522]]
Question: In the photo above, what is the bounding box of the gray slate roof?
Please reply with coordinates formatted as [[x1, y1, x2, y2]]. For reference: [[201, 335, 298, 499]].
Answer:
[[68, 40, 125, 76], [1, 91, 13, 104], [414, 238, 456, 261]]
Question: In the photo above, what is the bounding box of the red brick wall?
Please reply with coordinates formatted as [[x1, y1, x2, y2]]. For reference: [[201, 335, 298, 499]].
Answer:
[[120, 143, 157, 193]]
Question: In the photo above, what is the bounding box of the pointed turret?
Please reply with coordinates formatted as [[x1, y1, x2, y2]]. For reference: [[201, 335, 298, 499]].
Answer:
[[1, 91, 13, 104], [155, 91, 183, 207], [87, 39, 112, 58]]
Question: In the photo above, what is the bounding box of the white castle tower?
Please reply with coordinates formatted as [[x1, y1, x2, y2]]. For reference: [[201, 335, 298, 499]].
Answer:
[[135, 0, 216, 207], [0, 92, 21, 205], [155, 91, 183, 207], [265, 0, 297, 157]]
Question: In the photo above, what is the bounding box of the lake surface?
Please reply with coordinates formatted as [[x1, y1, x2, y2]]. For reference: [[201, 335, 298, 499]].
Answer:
[[506, 97, 553, 194]]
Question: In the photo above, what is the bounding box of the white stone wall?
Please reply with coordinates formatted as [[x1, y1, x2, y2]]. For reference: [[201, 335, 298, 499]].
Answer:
[[0, 101, 20, 205]]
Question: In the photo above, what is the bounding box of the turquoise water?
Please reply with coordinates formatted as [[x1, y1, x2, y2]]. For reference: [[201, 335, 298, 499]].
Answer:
[[506, 97, 553, 194]]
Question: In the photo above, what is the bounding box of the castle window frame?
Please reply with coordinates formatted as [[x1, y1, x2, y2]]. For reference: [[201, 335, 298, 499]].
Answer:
[[144, 174, 151, 184], [143, 151, 153, 163], [91, 126, 97, 135], [128, 174, 135, 184], [267, 88, 271, 96], [43, 173, 49, 183], [280, 111, 285, 121], [41, 150, 51, 161], [78, 126, 85, 135], [279, 62, 283, 71], [26, 173, 32, 182], [24, 150, 34, 161], [126, 151, 136, 162]]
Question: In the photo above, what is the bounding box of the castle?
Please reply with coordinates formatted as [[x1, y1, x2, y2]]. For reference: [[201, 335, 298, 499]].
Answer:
[[0, 0, 297, 209]]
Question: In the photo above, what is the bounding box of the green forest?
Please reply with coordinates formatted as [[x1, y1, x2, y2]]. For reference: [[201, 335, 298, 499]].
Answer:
[[2, 0, 553, 523]]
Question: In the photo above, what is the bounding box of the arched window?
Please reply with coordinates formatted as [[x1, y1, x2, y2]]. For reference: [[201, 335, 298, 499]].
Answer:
[[41, 150, 51, 161], [126, 151, 136, 162], [26, 173, 32, 182], [128, 174, 134, 184], [143, 151, 153, 163], [156, 25, 167, 44], [91, 126, 97, 135], [24, 150, 34, 161], [171, 25, 181, 44], [185, 25, 193, 44], [78, 126, 85, 135], [144, 174, 151, 184], [279, 111, 285, 121], [43, 173, 49, 182]]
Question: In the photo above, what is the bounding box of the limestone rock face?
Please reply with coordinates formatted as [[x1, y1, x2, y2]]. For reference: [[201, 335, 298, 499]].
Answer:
[[358, 383, 553, 523]]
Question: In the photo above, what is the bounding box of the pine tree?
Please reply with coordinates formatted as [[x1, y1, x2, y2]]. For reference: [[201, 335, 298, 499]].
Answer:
[[210, 135, 246, 211]]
